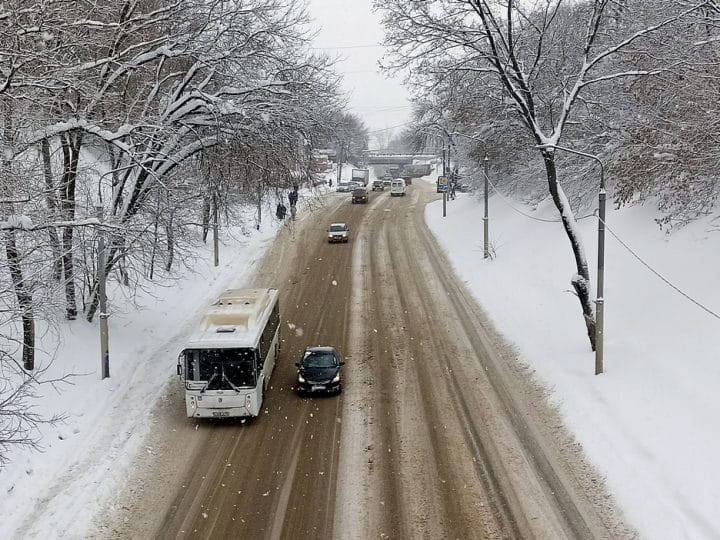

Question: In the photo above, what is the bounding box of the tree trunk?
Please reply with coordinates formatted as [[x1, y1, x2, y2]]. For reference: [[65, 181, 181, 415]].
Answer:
[[256, 182, 262, 230], [149, 193, 159, 280], [165, 207, 175, 272], [85, 245, 117, 322], [5, 230, 35, 370], [59, 131, 83, 320], [201, 197, 210, 243], [41, 139, 63, 281], [542, 151, 597, 350]]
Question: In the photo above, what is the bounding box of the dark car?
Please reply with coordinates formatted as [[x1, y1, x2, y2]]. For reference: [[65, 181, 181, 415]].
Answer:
[[295, 346, 344, 394], [371, 180, 384, 191], [351, 187, 368, 204]]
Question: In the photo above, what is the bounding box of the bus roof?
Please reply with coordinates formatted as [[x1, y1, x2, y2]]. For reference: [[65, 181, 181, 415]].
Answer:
[[185, 288, 279, 349]]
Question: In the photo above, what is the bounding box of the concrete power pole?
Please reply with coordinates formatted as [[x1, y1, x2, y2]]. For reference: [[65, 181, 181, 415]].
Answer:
[[96, 206, 110, 379], [483, 155, 490, 259]]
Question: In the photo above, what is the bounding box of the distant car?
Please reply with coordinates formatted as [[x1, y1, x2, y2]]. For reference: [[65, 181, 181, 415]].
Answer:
[[382, 174, 392, 187], [336, 181, 351, 192], [327, 222, 349, 243], [295, 346, 344, 394], [351, 187, 368, 204], [371, 180, 384, 191]]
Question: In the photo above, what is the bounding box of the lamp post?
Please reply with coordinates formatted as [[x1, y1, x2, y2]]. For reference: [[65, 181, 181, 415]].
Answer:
[[537, 144, 605, 375], [483, 154, 490, 259]]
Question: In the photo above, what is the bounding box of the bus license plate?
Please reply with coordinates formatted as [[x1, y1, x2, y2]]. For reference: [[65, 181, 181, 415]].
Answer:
[[312, 385, 325, 391], [212, 410, 230, 417]]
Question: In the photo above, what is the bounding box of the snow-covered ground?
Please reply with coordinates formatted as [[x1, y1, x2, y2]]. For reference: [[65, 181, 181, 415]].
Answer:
[[1, 170, 719, 539]]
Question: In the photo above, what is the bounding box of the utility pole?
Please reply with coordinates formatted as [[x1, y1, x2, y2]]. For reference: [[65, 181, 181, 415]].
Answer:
[[442, 147, 447, 217], [337, 142, 344, 185], [96, 206, 110, 379], [596, 167, 606, 376], [483, 155, 490, 259]]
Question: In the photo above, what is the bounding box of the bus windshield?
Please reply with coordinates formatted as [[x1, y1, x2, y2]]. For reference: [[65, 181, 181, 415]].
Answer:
[[184, 348, 257, 389]]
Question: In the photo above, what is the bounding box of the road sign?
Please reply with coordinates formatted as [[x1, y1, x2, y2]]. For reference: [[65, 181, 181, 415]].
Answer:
[[437, 176, 449, 193]]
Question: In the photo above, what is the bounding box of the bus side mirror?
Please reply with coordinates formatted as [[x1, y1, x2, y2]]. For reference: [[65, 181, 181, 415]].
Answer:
[[176, 363, 182, 376]]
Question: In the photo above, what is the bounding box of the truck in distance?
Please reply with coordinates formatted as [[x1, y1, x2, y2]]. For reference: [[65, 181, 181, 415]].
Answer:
[[351, 168, 369, 186]]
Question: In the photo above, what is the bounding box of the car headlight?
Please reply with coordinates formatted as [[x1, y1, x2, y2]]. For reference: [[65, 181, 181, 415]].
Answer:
[[298, 373, 306, 383], [332, 373, 341, 383]]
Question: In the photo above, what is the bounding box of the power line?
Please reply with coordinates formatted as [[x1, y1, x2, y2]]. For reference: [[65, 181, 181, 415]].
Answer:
[[353, 105, 413, 112], [310, 44, 383, 50], [486, 177, 594, 223], [480, 171, 719, 320], [366, 122, 412, 134], [599, 217, 720, 321]]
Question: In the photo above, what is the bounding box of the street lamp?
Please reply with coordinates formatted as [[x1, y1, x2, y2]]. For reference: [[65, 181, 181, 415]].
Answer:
[[537, 144, 605, 375]]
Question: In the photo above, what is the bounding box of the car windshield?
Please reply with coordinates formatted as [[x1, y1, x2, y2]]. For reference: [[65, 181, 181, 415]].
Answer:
[[303, 351, 337, 368], [329, 225, 346, 232]]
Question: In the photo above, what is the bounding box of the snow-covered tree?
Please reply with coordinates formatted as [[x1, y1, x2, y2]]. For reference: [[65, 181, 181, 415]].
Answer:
[[377, 0, 709, 349]]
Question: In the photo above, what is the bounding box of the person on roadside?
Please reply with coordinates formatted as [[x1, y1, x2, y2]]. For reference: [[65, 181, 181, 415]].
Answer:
[[276, 201, 287, 220]]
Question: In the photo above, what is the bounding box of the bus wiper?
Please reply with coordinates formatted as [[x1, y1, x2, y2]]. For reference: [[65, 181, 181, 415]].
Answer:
[[200, 372, 218, 393], [222, 372, 241, 392]]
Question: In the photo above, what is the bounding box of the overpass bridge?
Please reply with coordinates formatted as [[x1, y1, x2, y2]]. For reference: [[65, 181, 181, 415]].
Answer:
[[361, 152, 439, 167]]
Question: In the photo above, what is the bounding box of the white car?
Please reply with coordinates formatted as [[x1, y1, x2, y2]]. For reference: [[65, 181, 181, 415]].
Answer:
[[336, 181, 351, 192], [327, 223, 349, 243]]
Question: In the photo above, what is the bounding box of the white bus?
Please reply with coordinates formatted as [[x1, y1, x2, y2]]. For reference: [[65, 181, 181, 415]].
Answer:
[[177, 288, 280, 419]]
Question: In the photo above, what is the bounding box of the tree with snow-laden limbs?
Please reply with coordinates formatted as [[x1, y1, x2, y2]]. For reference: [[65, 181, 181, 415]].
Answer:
[[0, 0, 344, 461], [0, 0, 344, 322], [377, 0, 714, 350]]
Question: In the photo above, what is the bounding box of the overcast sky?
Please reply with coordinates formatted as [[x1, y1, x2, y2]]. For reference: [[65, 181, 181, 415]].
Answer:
[[306, 0, 412, 143]]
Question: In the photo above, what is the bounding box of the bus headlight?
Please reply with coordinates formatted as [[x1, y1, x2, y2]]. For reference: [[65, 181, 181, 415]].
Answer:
[[245, 394, 252, 409]]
